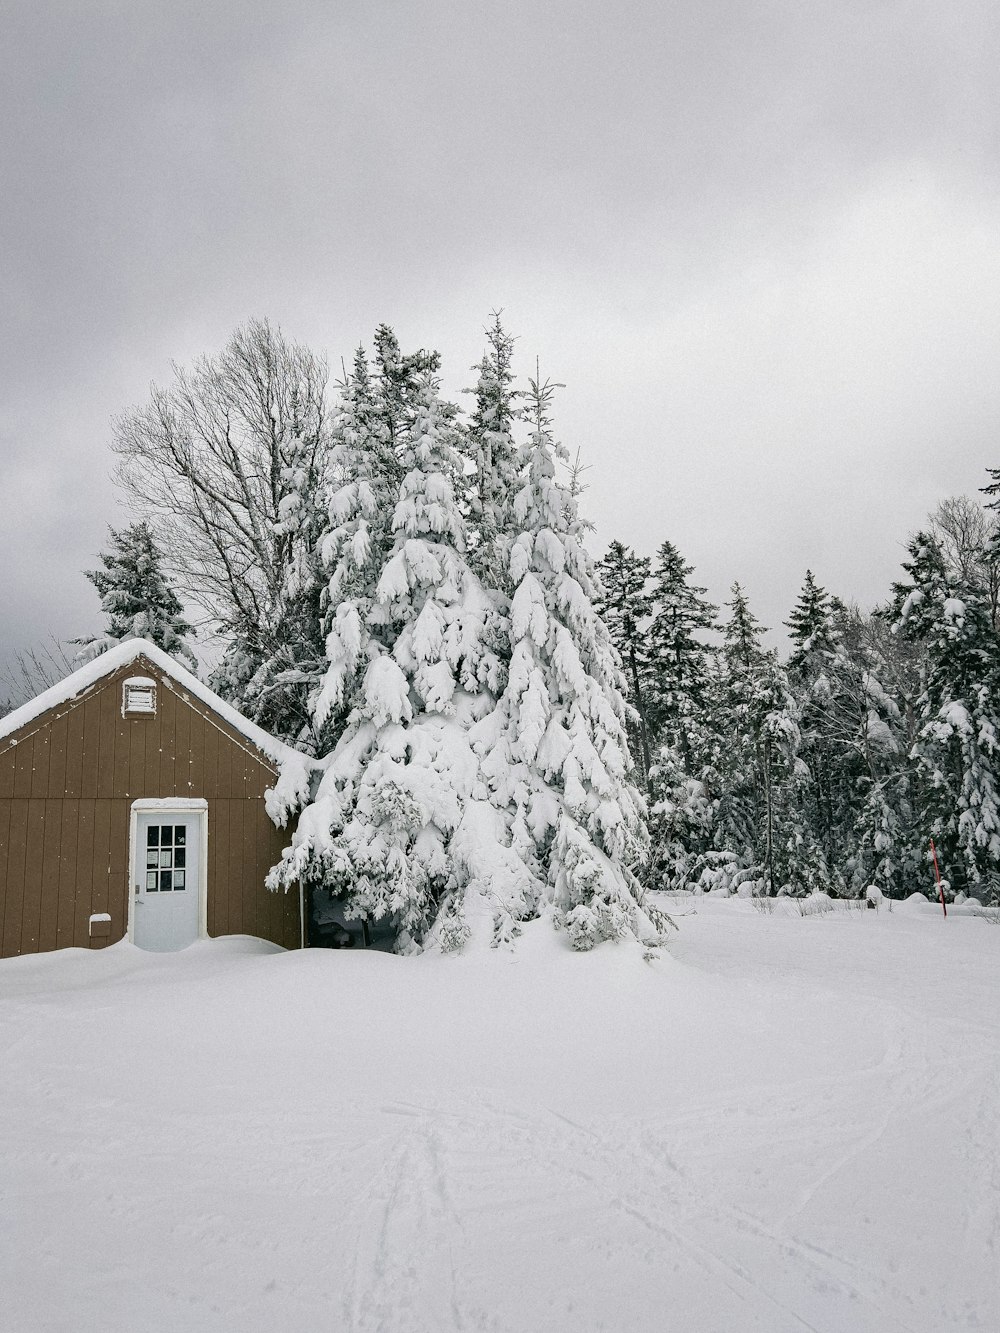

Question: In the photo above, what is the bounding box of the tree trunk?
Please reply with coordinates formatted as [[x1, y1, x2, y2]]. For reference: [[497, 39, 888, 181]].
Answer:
[[773, 741, 778, 895], [628, 642, 652, 792]]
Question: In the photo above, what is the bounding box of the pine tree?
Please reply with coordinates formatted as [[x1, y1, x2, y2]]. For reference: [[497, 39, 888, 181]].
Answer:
[[982, 465, 1000, 531], [646, 742, 717, 891], [372, 324, 441, 461], [621, 540, 715, 890], [709, 584, 800, 894], [465, 313, 522, 589], [594, 541, 653, 785], [786, 588, 923, 896], [76, 522, 196, 668], [973, 480, 1000, 631], [270, 373, 509, 948], [473, 374, 662, 949], [784, 571, 856, 891], [304, 329, 445, 743], [891, 532, 1000, 893], [309, 347, 400, 740], [646, 540, 717, 762], [269, 335, 666, 951], [836, 609, 918, 895], [785, 570, 839, 676], [723, 581, 765, 674]]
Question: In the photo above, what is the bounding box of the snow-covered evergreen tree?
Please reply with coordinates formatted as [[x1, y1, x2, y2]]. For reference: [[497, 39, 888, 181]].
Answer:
[[973, 478, 1000, 632], [308, 346, 400, 741], [785, 588, 923, 896], [269, 372, 511, 948], [891, 531, 1000, 892], [472, 375, 663, 949], [646, 539, 716, 761], [785, 570, 841, 676], [372, 324, 442, 463], [783, 571, 857, 892], [594, 541, 654, 786], [76, 522, 196, 668], [290, 328, 446, 749], [268, 332, 665, 951], [622, 541, 716, 889], [646, 742, 717, 891], [707, 584, 801, 894], [465, 313, 522, 590], [836, 610, 917, 895]]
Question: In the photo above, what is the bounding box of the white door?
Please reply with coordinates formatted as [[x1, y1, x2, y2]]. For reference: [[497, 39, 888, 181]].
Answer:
[[133, 814, 200, 951]]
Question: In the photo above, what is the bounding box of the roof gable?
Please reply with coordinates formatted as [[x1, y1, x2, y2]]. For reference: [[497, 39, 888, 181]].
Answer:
[[0, 638, 309, 770]]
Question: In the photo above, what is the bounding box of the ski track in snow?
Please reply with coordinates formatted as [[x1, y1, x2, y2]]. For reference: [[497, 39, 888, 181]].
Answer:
[[2, 905, 999, 1332]]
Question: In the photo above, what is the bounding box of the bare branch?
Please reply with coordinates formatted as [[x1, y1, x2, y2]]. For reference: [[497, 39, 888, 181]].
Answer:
[[112, 319, 330, 651]]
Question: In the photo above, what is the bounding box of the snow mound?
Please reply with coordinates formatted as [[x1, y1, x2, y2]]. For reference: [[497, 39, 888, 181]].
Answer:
[[899, 891, 937, 910]]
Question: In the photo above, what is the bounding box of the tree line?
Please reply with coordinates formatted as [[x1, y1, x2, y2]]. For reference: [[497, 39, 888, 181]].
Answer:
[[32, 316, 1000, 946], [598, 493, 1000, 901]]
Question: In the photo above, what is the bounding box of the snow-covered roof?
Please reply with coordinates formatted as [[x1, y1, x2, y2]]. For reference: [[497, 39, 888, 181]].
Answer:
[[0, 638, 313, 770]]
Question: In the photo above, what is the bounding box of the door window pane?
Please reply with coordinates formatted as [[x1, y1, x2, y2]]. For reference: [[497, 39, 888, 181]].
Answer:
[[140, 823, 193, 897]]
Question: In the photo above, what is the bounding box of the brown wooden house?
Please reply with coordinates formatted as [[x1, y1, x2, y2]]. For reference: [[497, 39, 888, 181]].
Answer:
[[0, 639, 307, 958]]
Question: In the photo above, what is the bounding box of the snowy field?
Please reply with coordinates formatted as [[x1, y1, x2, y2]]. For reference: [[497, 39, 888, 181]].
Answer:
[[2, 898, 999, 1333]]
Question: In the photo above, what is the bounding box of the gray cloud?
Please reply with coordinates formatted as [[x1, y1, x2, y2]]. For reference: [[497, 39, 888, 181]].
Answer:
[[3, 0, 999, 687]]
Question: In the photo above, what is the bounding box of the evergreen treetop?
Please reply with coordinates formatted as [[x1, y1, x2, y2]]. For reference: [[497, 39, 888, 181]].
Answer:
[[594, 540, 654, 784], [465, 313, 523, 588], [722, 582, 767, 672], [79, 522, 196, 669], [785, 570, 840, 676], [647, 540, 717, 748]]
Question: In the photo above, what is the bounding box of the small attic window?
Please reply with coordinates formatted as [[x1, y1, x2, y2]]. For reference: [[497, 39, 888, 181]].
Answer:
[[123, 676, 157, 717]]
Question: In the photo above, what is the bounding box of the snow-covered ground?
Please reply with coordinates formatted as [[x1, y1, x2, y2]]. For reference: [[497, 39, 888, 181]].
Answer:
[[2, 897, 998, 1332]]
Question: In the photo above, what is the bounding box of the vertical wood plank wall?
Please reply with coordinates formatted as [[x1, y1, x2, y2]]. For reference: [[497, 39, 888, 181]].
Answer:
[[0, 657, 300, 958]]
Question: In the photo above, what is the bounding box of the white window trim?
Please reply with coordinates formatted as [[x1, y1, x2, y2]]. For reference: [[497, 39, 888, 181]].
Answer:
[[127, 799, 209, 944]]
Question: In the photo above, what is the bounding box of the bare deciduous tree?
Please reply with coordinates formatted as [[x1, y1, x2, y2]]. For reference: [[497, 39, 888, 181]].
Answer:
[[928, 494, 1000, 630], [112, 319, 330, 653], [0, 637, 77, 710]]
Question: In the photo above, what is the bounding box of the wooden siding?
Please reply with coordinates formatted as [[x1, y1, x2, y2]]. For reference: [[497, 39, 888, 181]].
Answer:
[[0, 656, 300, 958]]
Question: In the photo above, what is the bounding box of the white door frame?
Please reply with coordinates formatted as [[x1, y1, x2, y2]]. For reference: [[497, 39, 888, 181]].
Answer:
[[128, 799, 209, 944]]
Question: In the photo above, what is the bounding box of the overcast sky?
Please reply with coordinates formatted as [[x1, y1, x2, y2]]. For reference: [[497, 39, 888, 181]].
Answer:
[[2, 0, 999, 689]]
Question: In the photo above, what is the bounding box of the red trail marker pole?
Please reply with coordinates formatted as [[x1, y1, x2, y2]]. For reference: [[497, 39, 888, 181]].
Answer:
[[930, 839, 947, 918]]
